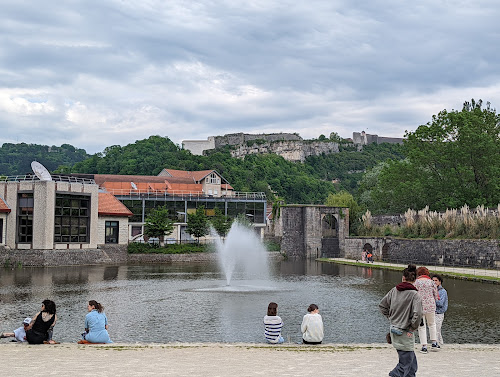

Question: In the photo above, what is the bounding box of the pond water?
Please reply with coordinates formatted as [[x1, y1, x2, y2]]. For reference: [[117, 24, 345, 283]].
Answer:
[[1, 260, 499, 344]]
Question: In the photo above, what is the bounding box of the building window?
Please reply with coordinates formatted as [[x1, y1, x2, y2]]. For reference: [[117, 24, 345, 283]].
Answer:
[[131, 226, 142, 237], [0, 218, 4, 244], [105, 221, 119, 244], [205, 173, 220, 184], [54, 194, 90, 243], [18, 193, 34, 243]]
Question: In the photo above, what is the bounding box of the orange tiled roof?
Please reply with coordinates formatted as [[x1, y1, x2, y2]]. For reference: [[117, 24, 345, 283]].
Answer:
[[98, 193, 133, 217], [94, 174, 168, 185], [0, 196, 11, 213], [162, 169, 215, 183]]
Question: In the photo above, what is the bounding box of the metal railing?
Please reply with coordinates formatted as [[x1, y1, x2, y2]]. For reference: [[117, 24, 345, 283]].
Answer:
[[0, 174, 96, 185], [108, 188, 266, 200]]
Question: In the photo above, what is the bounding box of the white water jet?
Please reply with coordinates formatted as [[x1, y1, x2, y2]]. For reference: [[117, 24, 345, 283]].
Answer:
[[214, 222, 271, 286]]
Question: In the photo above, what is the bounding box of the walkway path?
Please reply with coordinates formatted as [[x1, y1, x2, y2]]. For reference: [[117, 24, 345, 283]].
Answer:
[[325, 258, 500, 280], [2, 343, 499, 376]]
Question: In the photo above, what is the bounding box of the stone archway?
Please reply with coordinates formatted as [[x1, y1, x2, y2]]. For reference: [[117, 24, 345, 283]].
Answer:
[[382, 244, 389, 260], [363, 243, 373, 253], [322, 214, 338, 237]]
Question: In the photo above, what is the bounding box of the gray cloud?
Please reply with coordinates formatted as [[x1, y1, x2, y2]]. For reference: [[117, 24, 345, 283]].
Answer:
[[0, 0, 499, 153]]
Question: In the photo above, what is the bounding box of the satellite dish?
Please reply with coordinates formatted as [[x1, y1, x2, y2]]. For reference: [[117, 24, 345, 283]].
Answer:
[[31, 161, 52, 181], [131, 182, 138, 190]]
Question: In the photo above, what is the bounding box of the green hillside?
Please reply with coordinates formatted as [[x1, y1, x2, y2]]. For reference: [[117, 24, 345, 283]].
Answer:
[[64, 136, 403, 204], [0, 143, 89, 176]]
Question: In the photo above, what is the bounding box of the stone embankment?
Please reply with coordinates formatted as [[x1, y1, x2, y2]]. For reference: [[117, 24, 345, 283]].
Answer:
[[0, 245, 284, 267], [1, 343, 498, 377]]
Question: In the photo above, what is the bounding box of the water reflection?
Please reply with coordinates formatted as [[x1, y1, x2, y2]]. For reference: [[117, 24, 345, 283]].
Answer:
[[0, 261, 499, 344]]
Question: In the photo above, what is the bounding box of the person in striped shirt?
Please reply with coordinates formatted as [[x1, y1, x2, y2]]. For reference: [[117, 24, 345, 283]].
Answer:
[[264, 302, 284, 344]]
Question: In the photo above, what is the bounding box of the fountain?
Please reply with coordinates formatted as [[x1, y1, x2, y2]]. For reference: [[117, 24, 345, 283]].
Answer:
[[213, 222, 272, 290]]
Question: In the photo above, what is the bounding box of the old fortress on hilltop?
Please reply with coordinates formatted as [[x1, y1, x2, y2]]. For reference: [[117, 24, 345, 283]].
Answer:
[[182, 131, 404, 162]]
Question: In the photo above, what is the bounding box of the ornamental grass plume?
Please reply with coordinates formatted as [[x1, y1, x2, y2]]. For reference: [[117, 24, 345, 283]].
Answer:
[[443, 208, 457, 235], [361, 209, 372, 229], [460, 204, 472, 227], [404, 209, 416, 228]]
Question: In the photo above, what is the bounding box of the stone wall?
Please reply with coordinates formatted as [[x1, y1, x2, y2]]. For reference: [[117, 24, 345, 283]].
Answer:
[[213, 132, 302, 148], [344, 237, 500, 268], [230, 140, 340, 162], [97, 216, 130, 245], [182, 137, 216, 156], [278, 205, 348, 259], [0, 245, 128, 267]]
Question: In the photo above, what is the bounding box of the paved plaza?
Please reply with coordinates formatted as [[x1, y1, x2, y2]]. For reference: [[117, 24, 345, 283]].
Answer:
[[1, 343, 499, 376]]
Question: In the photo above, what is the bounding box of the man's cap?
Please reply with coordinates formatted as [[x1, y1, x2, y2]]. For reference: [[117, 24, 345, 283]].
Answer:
[[23, 317, 32, 325]]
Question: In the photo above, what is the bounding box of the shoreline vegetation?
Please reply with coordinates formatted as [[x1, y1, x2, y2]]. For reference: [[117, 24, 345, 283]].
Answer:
[[319, 258, 500, 284], [358, 205, 500, 240]]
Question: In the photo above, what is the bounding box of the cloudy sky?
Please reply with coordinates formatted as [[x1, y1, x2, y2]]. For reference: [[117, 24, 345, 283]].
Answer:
[[1, 1, 499, 154]]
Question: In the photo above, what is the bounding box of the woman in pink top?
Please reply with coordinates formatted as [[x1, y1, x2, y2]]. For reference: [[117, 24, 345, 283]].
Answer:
[[414, 266, 439, 353]]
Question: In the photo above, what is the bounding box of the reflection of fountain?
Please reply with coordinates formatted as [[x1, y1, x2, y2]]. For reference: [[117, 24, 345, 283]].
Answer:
[[214, 222, 271, 287]]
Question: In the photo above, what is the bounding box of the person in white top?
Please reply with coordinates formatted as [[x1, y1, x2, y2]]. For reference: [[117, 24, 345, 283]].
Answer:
[[301, 304, 324, 344], [1, 317, 32, 342]]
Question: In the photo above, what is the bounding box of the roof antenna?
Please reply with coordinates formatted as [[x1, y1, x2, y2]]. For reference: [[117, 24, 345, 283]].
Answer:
[[31, 161, 52, 181]]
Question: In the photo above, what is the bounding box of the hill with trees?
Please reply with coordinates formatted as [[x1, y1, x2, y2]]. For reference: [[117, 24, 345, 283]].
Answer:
[[62, 135, 403, 205], [0, 143, 89, 176]]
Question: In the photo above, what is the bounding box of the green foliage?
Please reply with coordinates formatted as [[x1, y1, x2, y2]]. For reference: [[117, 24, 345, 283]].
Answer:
[[305, 142, 404, 193], [144, 206, 174, 246], [186, 206, 209, 241], [234, 213, 253, 228], [210, 207, 232, 237], [246, 139, 267, 147], [264, 241, 281, 251], [325, 191, 363, 234], [0, 143, 89, 175], [358, 99, 500, 214], [127, 242, 207, 254], [329, 132, 342, 143]]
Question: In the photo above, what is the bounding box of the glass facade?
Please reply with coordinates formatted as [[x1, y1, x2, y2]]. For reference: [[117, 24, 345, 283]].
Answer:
[[54, 194, 90, 243], [17, 193, 34, 243], [121, 198, 265, 224]]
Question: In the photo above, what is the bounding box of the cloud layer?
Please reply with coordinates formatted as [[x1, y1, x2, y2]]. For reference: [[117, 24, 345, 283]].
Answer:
[[1, 0, 499, 153]]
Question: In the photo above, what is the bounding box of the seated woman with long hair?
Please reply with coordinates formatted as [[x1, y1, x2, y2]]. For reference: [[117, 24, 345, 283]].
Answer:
[[26, 299, 57, 344], [79, 300, 112, 344]]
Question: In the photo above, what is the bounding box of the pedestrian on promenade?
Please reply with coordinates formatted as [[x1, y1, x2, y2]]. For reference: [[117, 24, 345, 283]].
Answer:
[[379, 264, 423, 377], [0, 317, 31, 342], [264, 302, 284, 344], [414, 266, 439, 353], [26, 299, 57, 344], [79, 300, 112, 344], [432, 274, 448, 345], [301, 304, 324, 344]]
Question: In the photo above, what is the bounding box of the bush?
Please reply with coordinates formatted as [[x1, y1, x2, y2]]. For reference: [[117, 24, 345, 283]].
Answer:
[[128, 242, 209, 254]]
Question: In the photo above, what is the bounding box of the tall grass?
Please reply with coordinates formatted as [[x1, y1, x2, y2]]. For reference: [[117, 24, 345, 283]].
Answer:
[[358, 204, 500, 239]]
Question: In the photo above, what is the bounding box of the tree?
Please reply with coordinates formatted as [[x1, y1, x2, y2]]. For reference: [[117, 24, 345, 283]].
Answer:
[[210, 207, 232, 237], [329, 132, 342, 143], [360, 99, 500, 213], [186, 206, 209, 242], [144, 206, 174, 246], [325, 190, 362, 234]]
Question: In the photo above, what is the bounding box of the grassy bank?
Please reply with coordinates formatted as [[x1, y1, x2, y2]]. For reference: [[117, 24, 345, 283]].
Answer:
[[318, 258, 500, 284]]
